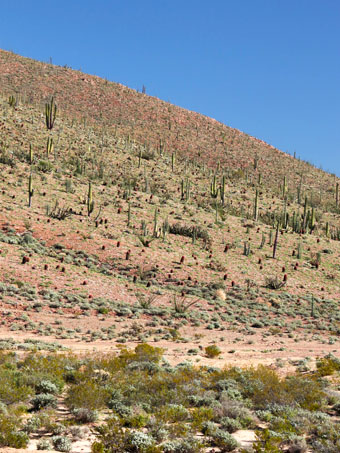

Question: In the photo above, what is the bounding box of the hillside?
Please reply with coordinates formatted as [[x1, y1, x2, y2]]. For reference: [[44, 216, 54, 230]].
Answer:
[[0, 49, 338, 195], [0, 48, 339, 367], [0, 48, 340, 453]]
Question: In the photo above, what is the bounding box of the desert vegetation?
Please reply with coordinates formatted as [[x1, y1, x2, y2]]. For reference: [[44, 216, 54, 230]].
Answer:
[[0, 49, 339, 451]]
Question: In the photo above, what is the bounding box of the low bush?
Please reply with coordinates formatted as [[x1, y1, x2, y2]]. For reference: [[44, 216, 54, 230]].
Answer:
[[52, 435, 72, 452]]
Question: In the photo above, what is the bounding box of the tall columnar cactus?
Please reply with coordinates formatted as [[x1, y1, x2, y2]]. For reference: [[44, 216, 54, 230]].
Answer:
[[272, 222, 279, 259], [325, 221, 329, 237], [309, 207, 315, 231], [28, 144, 33, 165], [210, 175, 219, 198], [46, 137, 54, 158], [311, 295, 315, 317], [254, 189, 259, 221], [297, 175, 303, 204], [336, 182, 339, 208], [28, 174, 34, 207], [220, 176, 226, 205], [127, 202, 131, 227], [138, 149, 142, 168], [153, 207, 158, 237], [45, 97, 57, 130], [171, 152, 176, 172], [181, 178, 190, 201], [302, 196, 308, 230], [8, 95, 17, 108], [282, 176, 287, 198], [87, 182, 94, 216]]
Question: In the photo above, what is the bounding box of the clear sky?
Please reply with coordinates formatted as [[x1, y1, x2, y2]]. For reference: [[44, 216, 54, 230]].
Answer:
[[1, 0, 339, 176]]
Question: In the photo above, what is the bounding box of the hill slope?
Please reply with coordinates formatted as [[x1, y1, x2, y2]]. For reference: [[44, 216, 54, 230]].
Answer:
[[0, 49, 339, 368], [0, 48, 338, 195]]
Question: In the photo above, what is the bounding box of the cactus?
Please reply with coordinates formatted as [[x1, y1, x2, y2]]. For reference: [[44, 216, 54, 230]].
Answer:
[[87, 182, 94, 216], [259, 232, 265, 249], [45, 97, 57, 130], [138, 149, 142, 168], [336, 182, 339, 208], [302, 196, 308, 230], [254, 189, 259, 221], [28, 174, 34, 207], [243, 241, 251, 256], [272, 222, 279, 259], [28, 144, 33, 165], [297, 241, 303, 259], [325, 221, 329, 237], [311, 295, 315, 317], [171, 152, 175, 172], [282, 176, 287, 198], [153, 207, 158, 237], [309, 207, 315, 231], [162, 217, 169, 242], [192, 226, 197, 245], [46, 137, 53, 158], [210, 175, 219, 198], [181, 178, 190, 201], [8, 95, 17, 107], [220, 176, 226, 205], [127, 202, 131, 227]]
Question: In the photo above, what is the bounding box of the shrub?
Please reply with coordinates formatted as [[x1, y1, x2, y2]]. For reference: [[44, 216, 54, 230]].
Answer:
[[52, 435, 72, 452], [0, 414, 29, 448], [66, 380, 110, 411], [36, 380, 59, 394], [162, 437, 204, 453], [72, 407, 98, 423], [31, 393, 57, 411], [316, 356, 340, 376], [265, 276, 285, 290], [126, 431, 155, 452], [205, 345, 221, 358], [37, 438, 52, 450], [94, 418, 158, 452], [159, 404, 189, 423], [220, 417, 242, 433], [211, 429, 239, 451]]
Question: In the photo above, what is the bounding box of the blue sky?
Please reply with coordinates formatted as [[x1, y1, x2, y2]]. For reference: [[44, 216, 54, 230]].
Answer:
[[1, 0, 339, 175]]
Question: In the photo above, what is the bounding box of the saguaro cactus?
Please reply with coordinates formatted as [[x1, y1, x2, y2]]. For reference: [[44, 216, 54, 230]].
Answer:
[[87, 182, 94, 216], [282, 176, 287, 198], [46, 137, 54, 158], [28, 144, 33, 165], [254, 189, 259, 221], [28, 174, 34, 207], [272, 222, 279, 259], [210, 175, 219, 198], [45, 97, 57, 130], [171, 152, 176, 172]]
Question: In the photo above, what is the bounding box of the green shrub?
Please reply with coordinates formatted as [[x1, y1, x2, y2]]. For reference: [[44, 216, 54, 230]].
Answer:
[[52, 435, 72, 452], [211, 429, 239, 451], [159, 404, 189, 423], [66, 380, 110, 410], [220, 417, 242, 433], [205, 345, 221, 358], [31, 393, 57, 411], [37, 438, 52, 450], [162, 437, 204, 452], [72, 407, 98, 423], [0, 414, 29, 448], [36, 380, 59, 394]]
